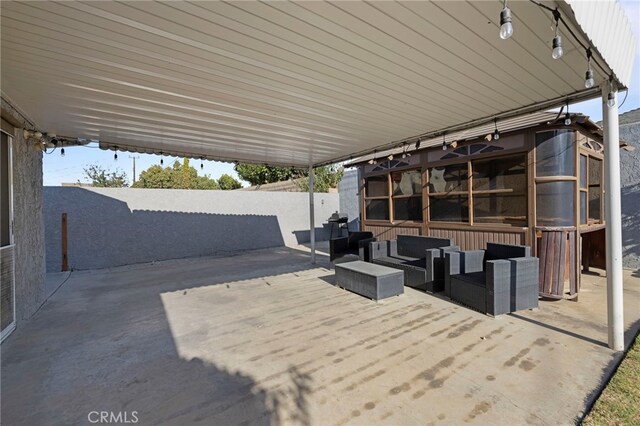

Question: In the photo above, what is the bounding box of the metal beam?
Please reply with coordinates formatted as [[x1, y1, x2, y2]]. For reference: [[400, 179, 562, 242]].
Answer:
[[309, 166, 316, 264], [602, 84, 624, 351]]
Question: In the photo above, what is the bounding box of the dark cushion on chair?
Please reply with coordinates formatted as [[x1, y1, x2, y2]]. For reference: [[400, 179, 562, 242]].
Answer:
[[485, 242, 530, 261], [453, 271, 486, 286], [396, 235, 453, 258]]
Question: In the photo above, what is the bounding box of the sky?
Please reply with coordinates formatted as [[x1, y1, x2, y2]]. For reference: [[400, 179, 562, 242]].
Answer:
[[43, 0, 640, 187]]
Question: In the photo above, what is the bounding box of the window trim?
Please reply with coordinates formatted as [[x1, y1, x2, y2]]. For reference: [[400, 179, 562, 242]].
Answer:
[[427, 153, 528, 227], [363, 168, 423, 224]]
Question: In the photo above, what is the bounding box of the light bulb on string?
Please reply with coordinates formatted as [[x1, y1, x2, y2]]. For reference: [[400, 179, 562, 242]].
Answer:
[[585, 49, 595, 88], [61, 148, 65, 157], [499, 1, 513, 40], [493, 119, 500, 140], [607, 78, 616, 108], [564, 102, 571, 126], [552, 36, 563, 59], [114, 147, 118, 161], [551, 10, 563, 59], [368, 150, 377, 165], [441, 133, 447, 151]]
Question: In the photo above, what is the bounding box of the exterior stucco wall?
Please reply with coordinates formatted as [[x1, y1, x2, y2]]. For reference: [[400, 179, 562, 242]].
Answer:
[[338, 169, 361, 231], [10, 128, 46, 324], [620, 121, 640, 270], [44, 187, 338, 271]]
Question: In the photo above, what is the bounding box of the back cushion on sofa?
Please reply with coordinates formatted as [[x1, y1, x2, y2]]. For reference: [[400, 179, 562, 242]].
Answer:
[[486, 242, 531, 260], [397, 235, 453, 258]]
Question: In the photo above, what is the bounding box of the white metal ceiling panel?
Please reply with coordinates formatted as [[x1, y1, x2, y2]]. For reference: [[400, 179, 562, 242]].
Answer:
[[564, 0, 637, 88], [0, 1, 635, 167]]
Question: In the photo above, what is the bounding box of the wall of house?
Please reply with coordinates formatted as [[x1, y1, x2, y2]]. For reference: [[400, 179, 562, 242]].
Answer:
[[338, 169, 360, 231], [619, 118, 640, 270], [44, 187, 338, 271], [8, 125, 46, 324]]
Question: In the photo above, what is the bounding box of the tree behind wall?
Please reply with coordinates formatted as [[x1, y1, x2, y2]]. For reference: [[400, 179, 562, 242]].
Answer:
[[234, 163, 303, 185], [82, 164, 128, 187], [297, 166, 344, 193], [217, 174, 242, 190], [234, 163, 343, 193], [132, 159, 220, 189]]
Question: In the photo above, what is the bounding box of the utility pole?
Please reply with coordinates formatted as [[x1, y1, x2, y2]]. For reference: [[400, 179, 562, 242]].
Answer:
[[129, 155, 140, 183]]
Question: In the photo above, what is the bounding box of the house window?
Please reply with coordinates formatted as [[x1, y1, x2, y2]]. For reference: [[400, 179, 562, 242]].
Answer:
[[428, 164, 469, 223], [472, 156, 527, 225], [535, 130, 575, 177], [535, 130, 576, 227], [392, 170, 422, 221], [428, 154, 526, 225], [579, 154, 588, 224], [588, 157, 602, 222], [364, 169, 422, 222], [364, 175, 389, 221], [1, 133, 10, 247], [536, 181, 575, 226]]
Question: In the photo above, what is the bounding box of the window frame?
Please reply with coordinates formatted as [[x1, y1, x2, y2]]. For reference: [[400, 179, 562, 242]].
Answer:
[[579, 152, 604, 226], [426, 153, 528, 227], [363, 168, 423, 224]]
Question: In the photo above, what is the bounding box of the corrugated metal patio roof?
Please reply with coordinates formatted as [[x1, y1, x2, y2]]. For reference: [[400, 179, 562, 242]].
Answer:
[[0, 1, 635, 167]]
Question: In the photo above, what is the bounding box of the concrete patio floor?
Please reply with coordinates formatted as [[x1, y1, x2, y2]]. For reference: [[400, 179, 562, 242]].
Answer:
[[2, 244, 639, 426]]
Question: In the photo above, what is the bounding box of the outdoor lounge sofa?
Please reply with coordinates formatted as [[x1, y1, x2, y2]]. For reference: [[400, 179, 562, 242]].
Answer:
[[329, 231, 376, 262], [444, 242, 539, 316], [369, 235, 458, 292]]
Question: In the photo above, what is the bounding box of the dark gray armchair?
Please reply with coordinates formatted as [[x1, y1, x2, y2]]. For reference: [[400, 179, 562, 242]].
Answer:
[[444, 242, 539, 316], [369, 235, 458, 292], [329, 231, 376, 262]]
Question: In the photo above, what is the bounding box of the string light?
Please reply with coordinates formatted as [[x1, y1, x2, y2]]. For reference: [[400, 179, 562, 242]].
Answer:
[[368, 150, 377, 165], [493, 119, 501, 140], [564, 101, 571, 126], [160, 151, 164, 165], [200, 156, 204, 170], [585, 49, 595, 88], [401, 144, 411, 158], [114, 146, 118, 161], [606, 77, 616, 108], [499, 1, 513, 40], [60, 147, 65, 157], [441, 133, 447, 151], [551, 10, 563, 59]]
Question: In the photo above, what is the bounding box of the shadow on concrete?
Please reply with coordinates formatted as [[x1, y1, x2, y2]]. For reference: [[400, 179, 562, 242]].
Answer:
[[1, 245, 324, 425], [509, 313, 608, 348], [44, 187, 287, 272]]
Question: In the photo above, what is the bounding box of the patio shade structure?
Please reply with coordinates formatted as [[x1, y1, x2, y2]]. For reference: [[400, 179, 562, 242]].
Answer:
[[0, 1, 635, 350]]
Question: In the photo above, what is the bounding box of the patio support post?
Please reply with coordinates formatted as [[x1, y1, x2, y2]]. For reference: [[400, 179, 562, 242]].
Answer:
[[309, 165, 316, 264], [602, 84, 624, 351]]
